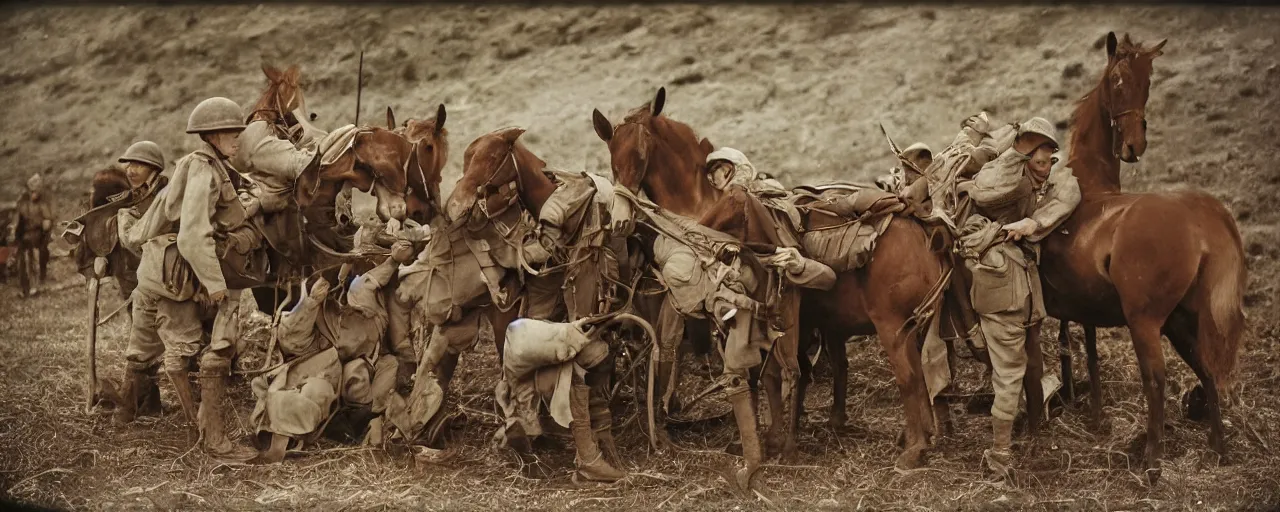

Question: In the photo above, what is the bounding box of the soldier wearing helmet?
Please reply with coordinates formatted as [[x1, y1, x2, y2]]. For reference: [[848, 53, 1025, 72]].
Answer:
[[125, 96, 264, 461], [117, 141, 167, 196], [953, 115, 1081, 480]]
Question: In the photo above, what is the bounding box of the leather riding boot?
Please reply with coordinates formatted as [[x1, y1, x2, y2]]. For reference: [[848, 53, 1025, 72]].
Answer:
[[984, 418, 1016, 481], [652, 361, 676, 449], [197, 371, 258, 462], [727, 384, 762, 492], [166, 369, 198, 426], [570, 384, 625, 482], [138, 367, 162, 417], [589, 389, 622, 467], [112, 370, 145, 425]]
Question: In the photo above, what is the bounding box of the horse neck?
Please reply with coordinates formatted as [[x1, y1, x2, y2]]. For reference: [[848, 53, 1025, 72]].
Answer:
[[514, 145, 556, 218], [643, 149, 720, 218], [1068, 81, 1124, 197]]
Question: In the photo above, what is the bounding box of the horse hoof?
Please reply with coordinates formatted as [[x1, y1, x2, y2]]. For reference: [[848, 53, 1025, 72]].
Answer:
[[1182, 385, 1209, 422], [829, 412, 847, 431], [894, 448, 926, 471], [1145, 465, 1162, 486]]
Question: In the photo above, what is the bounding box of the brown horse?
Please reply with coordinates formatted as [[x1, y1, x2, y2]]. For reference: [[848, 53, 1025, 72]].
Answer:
[[593, 88, 943, 469], [1041, 32, 1246, 483]]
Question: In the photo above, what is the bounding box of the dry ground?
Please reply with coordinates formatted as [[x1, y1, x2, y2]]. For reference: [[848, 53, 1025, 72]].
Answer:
[[2, 4, 1279, 511]]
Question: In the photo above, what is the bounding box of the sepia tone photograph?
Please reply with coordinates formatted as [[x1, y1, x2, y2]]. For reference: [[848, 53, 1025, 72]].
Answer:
[[1, 2, 1277, 510]]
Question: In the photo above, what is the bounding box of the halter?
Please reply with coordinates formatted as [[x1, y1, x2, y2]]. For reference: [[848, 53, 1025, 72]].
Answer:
[[1102, 59, 1148, 159], [474, 148, 523, 221]]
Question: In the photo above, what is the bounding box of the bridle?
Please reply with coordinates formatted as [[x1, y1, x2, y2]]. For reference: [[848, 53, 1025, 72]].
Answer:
[[472, 146, 523, 221], [1102, 57, 1148, 159], [613, 120, 654, 194]]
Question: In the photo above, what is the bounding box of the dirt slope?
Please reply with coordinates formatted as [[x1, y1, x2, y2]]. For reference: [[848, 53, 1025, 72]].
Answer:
[[2, 4, 1279, 510]]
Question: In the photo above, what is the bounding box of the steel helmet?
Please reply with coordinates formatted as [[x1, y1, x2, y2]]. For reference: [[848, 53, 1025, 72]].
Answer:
[[185, 97, 246, 134], [117, 141, 166, 169], [1017, 117, 1060, 151]]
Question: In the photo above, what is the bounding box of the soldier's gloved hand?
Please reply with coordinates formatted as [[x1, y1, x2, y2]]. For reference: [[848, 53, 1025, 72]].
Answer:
[[309, 278, 331, 301], [1002, 217, 1039, 241], [225, 230, 257, 255], [523, 240, 552, 265], [390, 240, 416, 264]]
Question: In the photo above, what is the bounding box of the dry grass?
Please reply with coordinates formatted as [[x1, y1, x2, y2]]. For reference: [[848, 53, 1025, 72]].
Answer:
[[1, 256, 1278, 511]]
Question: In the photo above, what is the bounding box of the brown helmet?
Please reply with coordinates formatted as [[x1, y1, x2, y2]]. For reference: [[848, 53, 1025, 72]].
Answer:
[[117, 141, 166, 170], [185, 97, 246, 134]]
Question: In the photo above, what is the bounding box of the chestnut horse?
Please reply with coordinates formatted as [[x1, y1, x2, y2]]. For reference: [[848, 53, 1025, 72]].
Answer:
[[592, 88, 942, 469], [1042, 32, 1246, 483]]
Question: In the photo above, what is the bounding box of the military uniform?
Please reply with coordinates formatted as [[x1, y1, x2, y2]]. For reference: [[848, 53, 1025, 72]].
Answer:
[[12, 174, 54, 295], [250, 247, 416, 460], [128, 97, 264, 460], [493, 170, 630, 482], [954, 117, 1081, 474]]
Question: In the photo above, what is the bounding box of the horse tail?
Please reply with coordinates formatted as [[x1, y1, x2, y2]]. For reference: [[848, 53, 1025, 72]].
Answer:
[[1197, 205, 1247, 403]]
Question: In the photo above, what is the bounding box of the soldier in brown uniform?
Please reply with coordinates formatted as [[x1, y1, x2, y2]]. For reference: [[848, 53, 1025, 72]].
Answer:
[[84, 141, 171, 424], [954, 117, 1081, 478], [11, 173, 55, 297], [127, 97, 265, 460]]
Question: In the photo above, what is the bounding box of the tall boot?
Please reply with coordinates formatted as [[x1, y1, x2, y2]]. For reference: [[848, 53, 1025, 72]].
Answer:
[[570, 384, 625, 482], [166, 369, 199, 426], [984, 417, 1015, 481], [197, 371, 259, 462], [652, 361, 675, 450], [589, 389, 622, 467], [138, 367, 162, 417], [112, 369, 146, 425], [727, 384, 762, 492]]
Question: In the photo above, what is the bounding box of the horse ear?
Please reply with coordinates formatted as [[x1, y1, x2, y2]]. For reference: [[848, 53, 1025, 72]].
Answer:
[[285, 65, 301, 82], [699, 137, 714, 154], [1147, 39, 1167, 58], [386, 106, 396, 130], [651, 87, 666, 117], [498, 127, 526, 145], [262, 64, 281, 82], [1105, 32, 1118, 59], [592, 109, 613, 142], [435, 104, 447, 132]]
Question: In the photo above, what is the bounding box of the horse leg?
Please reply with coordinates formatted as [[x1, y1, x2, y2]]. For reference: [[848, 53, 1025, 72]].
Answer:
[[827, 331, 849, 430], [1084, 325, 1104, 430], [876, 315, 931, 470], [1127, 317, 1168, 484], [1058, 321, 1075, 403], [1023, 322, 1046, 441], [1164, 310, 1227, 459], [761, 356, 785, 459], [490, 305, 521, 365]]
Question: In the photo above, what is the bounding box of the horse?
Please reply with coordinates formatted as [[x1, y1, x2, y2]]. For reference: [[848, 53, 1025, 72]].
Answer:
[[592, 88, 945, 469], [1041, 32, 1246, 483]]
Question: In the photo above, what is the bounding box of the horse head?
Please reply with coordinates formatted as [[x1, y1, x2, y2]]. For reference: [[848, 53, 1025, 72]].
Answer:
[[1098, 32, 1167, 163], [252, 64, 306, 128], [592, 86, 716, 217], [393, 104, 449, 224], [445, 127, 546, 223]]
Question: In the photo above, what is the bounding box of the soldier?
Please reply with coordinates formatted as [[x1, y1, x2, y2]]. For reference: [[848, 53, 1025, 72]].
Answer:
[[11, 173, 55, 296], [89, 141, 171, 424], [127, 96, 265, 461], [953, 117, 1080, 479], [251, 240, 418, 463]]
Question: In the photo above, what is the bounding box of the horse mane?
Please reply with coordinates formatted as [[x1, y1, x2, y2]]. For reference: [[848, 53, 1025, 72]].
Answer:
[[625, 102, 710, 175], [90, 165, 131, 207]]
